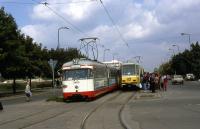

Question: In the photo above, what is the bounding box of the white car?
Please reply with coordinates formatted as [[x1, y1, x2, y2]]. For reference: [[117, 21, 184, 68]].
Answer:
[[172, 75, 184, 84], [186, 73, 195, 80]]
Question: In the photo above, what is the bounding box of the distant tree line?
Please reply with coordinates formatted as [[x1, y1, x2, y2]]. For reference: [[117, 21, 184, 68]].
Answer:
[[159, 42, 200, 79], [0, 7, 84, 93]]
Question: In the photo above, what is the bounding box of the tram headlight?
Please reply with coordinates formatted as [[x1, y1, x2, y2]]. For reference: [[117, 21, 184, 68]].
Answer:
[[75, 85, 79, 89]]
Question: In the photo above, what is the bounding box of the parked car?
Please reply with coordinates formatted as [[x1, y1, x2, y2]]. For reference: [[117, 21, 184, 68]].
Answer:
[[186, 73, 195, 80], [172, 75, 184, 84]]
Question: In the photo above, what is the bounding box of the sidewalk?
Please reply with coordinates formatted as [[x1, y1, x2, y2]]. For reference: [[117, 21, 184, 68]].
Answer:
[[0, 87, 58, 101], [134, 90, 162, 100]]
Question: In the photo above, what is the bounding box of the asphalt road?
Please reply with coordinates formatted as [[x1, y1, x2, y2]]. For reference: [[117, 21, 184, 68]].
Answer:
[[0, 81, 200, 129], [124, 81, 200, 129]]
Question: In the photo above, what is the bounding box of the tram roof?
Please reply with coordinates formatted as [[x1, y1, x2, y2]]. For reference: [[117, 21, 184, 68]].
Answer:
[[122, 62, 139, 66], [62, 58, 105, 68]]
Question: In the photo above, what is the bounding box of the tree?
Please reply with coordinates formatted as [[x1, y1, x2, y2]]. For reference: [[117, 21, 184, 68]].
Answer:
[[0, 7, 24, 93], [163, 42, 200, 79], [158, 61, 173, 75], [0, 7, 86, 93], [48, 48, 85, 78], [0, 8, 49, 93]]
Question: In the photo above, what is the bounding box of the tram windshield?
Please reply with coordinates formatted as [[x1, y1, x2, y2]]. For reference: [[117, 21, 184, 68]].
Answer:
[[122, 65, 139, 75], [63, 69, 93, 80]]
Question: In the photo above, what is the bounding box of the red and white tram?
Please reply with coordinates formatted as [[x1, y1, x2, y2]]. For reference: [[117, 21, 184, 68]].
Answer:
[[61, 58, 120, 100]]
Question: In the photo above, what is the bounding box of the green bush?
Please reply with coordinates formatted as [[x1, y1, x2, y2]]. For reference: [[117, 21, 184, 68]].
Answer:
[[35, 81, 52, 89]]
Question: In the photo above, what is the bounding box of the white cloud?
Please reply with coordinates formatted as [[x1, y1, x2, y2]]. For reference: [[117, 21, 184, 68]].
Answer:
[[123, 24, 149, 39], [21, 24, 57, 48], [32, 4, 55, 20], [18, 0, 200, 71], [61, 1, 95, 21], [31, 0, 100, 22], [122, 10, 161, 40], [155, 0, 200, 24], [21, 25, 39, 39]]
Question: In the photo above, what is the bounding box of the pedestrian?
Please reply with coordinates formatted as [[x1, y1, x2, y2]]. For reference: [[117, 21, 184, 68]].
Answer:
[[56, 79, 60, 88], [25, 80, 32, 102], [0, 101, 3, 111], [150, 73, 156, 93], [163, 75, 168, 91], [161, 75, 164, 91], [142, 73, 148, 91], [154, 74, 159, 90]]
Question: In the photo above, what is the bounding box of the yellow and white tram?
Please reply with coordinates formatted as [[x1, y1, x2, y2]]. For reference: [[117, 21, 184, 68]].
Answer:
[[121, 63, 142, 89], [61, 58, 120, 100]]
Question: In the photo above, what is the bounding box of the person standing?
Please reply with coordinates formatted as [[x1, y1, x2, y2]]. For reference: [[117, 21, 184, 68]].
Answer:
[[0, 101, 3, 111], [25, 80, 32, 101], [154, 74, 159, 90], [160, 75, 165, 91], [142, 73, 149, 91], [163, 75, 168, 91], [150, 73, 156, 93]]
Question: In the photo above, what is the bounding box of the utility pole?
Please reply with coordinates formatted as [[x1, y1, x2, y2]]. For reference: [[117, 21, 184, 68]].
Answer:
[[57, 27, 69, 50], [48, 59, 57, 96]]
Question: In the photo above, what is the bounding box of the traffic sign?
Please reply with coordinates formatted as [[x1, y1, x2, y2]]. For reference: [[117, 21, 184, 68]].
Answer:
[[48, 59, 57, 69]]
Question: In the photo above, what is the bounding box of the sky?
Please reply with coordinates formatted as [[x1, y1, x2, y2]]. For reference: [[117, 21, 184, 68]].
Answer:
[[1, 0, 200, 72]]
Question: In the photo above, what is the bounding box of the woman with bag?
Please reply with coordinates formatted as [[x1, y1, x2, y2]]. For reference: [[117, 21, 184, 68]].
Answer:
[[25, 80, 32, 102]]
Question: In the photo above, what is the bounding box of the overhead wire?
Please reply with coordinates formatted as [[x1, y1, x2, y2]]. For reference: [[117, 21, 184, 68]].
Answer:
[[98, 0, 129, 47], [31, 0, 111, 60], [0, 0, 96, 5], [1, 0, 113, 60], [0, 2, 35, 5], [31, 0, 86, 35], [41, 0, 97, 4], [98, 0, 138, 61]]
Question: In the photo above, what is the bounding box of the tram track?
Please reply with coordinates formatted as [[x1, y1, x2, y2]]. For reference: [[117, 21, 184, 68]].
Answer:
[[0, 91, 123, 129], [0, 101, 87, 129], [19, 91, 122, 129], [119, 92, 135, 129], [80, 91, 122, 129], [81, 91, 136, 129], [18, 104, 85, 129], [0, 90, 135, 129]]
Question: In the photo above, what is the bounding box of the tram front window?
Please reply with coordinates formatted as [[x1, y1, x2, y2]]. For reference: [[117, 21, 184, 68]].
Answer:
[[63, 69, 93, 80]]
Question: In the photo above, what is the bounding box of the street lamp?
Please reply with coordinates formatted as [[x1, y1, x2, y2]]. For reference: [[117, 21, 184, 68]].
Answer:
[[57, 27, 69, 50], [172, 44, 180, 53], [181, 32, 191, 47], [103, 48, 110, 62]]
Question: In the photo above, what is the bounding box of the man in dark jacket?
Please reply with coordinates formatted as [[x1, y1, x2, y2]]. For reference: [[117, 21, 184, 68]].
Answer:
[[150, 73, 156, 93], [0, 102, 3, 110]]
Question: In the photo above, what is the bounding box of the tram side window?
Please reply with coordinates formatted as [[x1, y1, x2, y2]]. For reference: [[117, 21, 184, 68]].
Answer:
[[110, 69, 116, 78], [87, 69, 94, 79], [94, 67, 106, 78]]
